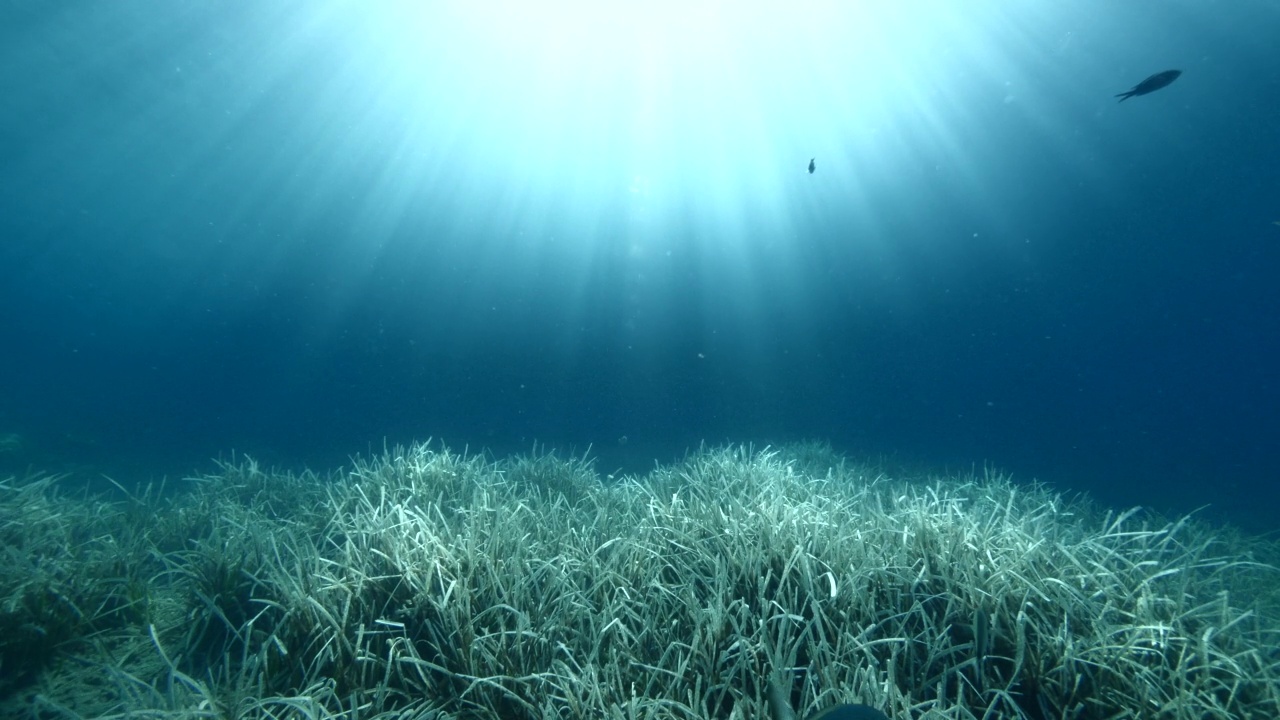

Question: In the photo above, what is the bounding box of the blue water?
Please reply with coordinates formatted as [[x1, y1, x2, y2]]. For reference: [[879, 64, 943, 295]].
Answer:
[[1, 2, 1277, 532]]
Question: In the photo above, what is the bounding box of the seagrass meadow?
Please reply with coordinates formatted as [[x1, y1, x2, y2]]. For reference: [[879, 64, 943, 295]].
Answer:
[[1, 443, 1277, 719]]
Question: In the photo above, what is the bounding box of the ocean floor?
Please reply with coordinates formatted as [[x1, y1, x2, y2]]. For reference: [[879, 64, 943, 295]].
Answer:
[[2, 442, 1277, 719]]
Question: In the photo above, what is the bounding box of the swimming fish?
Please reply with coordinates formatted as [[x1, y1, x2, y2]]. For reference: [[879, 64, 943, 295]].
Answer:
[[808, 158, 816, 174], [1116, 70, 1182, 102], [768, 673, 890, 720]]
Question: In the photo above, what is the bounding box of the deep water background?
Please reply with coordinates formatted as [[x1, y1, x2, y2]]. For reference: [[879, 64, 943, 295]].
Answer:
[[1, 2, 1278, 532]]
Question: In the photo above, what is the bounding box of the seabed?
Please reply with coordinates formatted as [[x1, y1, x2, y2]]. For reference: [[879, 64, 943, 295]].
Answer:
[[1, 442, 1277, 719]]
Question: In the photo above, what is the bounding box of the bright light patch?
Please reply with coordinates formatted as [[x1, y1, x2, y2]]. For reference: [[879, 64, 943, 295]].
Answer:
[[372, 1, 917, 193], [261, 1, 1075, 345]]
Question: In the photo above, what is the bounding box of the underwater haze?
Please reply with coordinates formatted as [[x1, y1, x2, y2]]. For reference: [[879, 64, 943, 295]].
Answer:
[[1, 1, 1278, 530]]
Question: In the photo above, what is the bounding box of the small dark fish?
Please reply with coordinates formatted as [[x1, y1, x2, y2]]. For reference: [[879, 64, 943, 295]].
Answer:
[[768, 672, 890, 720], [808, 158, 816, 174], [1116, 69, 1181, 102]]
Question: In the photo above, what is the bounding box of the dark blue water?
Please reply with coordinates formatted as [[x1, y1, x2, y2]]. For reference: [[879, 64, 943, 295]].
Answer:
[[2, 2, 1277, 532]]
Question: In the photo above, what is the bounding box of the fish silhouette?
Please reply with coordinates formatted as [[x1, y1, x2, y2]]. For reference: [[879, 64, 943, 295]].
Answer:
[[768, 672, 890, 720], [808, 158, 816, 174], [1116, 70, 1182, 102]]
